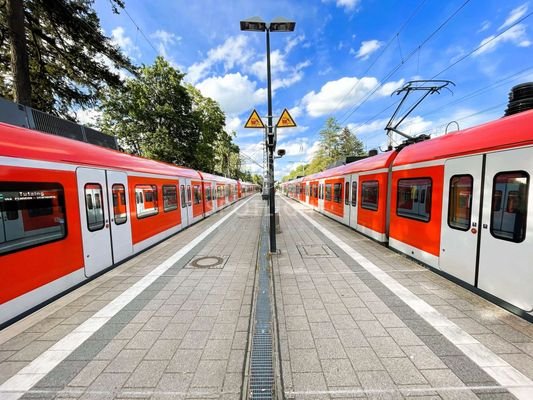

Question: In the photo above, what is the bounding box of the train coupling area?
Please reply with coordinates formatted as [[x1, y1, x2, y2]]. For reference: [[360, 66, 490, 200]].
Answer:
[[0, 194, 532, 400]]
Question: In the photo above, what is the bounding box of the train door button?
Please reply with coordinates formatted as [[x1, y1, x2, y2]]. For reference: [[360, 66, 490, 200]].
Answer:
[[471, 228, 477, 234]]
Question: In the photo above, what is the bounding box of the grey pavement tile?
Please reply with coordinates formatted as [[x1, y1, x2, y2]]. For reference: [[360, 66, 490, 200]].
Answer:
[[490, 324, 532, 344], [33, 360, 87, 389], [284, 304, 307, 317], [321, 358, 359, 387], [375, 313, 406, 329], [290, 348, 322, 372], [25, 318, 65, 333], [87, 372, 129, 393], [124, 360, 169, 388], [89, 323, 125, 341], [143, 316, 172, 331], [179, 330, 210, 349], [287, 316, 311, 331], [357, 370, 396, 391], [291, 372, 328, 393], [348, 308, 377, 321], [94, 339, 128, 360], [226, 350, 245, 373], [35, 324, 75, 341], [188, 317, 216, 331], [472, 334, 522, 355], [330, 314, 358, 330], [171, 310, 197, 324], [231, 331, 248, 350], [345, 347, 384, 371], [368, 337, 405, 358], [381, 357, 428, 385], [209, 323, 236, 340], [337, 329, 370, 348], [315, 338, 347, 359], [159, 323, 189, 340], [190, 360, 226, 388], [115, 323, 143, 340], [222, 372, 242, 395], [0, 361, 27, 384], [324, 302, 350, 316], [403, 319, 441, 336], [306, 309, 331, 323], [67, 339, 108, 361], [68, 360, 109, 387], [166, 349, 203, 373], [402, 346, 447, 370], [309, 322, 338, 339], [418, 336, 463, 357], [387, 327, 425, 346], [126, 330, 161, 349], [440, 355, 496, 385], [202, 339, 232, 360], [449, 318, 491, 335], [288, 330, 316, 349], [105, 349, 147, 373], [0, 350, 15, 362], [145, 339, 181, 360], [357, 320, 388, 337], [156, 372, 193, 392], [8, 340, 55, 361]]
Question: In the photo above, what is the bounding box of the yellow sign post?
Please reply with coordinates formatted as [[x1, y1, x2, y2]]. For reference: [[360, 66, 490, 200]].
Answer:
[[275, 108, 297, 128], [244, 109, 265, 129]]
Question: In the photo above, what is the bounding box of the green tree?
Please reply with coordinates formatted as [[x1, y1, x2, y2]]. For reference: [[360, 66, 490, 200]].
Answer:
[[319, 117, 342, 161], [338, 126, 365, 157], [0, 0, 135, 117], [100, 57, 199, 166], [186, 85, 226, 172]]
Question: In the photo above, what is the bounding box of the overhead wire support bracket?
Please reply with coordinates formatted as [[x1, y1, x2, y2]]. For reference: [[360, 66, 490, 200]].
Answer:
[[385, 80, 455, 143]]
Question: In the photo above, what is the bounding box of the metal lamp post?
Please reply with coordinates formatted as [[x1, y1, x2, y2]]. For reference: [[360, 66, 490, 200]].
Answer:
[[240, 16, 295, 253]]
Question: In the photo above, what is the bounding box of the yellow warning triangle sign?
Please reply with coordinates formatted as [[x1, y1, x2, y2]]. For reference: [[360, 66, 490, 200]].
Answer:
[[276, 108, 297, 128], [244, 109, 265, 129]]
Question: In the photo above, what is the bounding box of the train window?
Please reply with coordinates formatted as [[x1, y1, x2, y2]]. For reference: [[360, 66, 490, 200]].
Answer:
[[345, 182, 350, 205], [0, 182, 67, 255], [396, 178, 432, 222], [180, 185, 186, 208], [85, 183, 105, 231], [351, 181, 357, 207], [490, 171, 529, 243], [361, 181, 379, 211], [206, 186, 212, 202], [193, 185, 202, 204], [448, 175, 473, 231], [112, 184, 127, 225], [163, 185, 178, 212], [135, 185, 158, 218], [333, 183, 342, 203], [187, 185, 191, 206], [325, 184, 332, 201]]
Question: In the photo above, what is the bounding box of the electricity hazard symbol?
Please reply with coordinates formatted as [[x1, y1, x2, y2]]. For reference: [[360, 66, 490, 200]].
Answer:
[[244, 109, 265, 128], [276, 108, 297, 128]]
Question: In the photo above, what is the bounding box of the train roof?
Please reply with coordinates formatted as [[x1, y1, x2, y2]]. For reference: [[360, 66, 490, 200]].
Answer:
[[198, 172, 237, 183], [0, 122, 201, 179], [393, 109, 533, 166]]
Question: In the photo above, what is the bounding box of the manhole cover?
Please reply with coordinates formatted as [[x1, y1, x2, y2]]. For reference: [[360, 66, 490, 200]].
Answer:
[[296, 244, 337, 258], [186, 255, 228, 269]]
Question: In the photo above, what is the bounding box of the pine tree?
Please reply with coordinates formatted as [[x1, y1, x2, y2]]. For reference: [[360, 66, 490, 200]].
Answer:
[[338, 126, 365, 157], [1, 0, 135, 118]]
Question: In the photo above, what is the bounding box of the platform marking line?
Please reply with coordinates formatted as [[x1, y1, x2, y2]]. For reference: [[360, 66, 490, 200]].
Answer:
[[281, 196, 533, 400], [0, 195, 256, 400]]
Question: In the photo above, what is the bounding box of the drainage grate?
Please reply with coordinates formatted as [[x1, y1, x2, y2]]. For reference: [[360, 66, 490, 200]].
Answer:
[[185, 255, 228, 269], [296, 244, 337, 258], [248, 216, 274, 399]]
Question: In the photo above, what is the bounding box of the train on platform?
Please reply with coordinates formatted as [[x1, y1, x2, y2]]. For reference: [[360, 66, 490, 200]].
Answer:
[[0, 122, 258, 327], [281, 108, 533, 319]]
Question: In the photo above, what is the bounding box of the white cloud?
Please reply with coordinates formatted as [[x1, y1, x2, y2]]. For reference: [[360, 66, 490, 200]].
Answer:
[[499, 3, 529, 30], [111, 26, 141, 59], [76, 107, 102, 126], [477, 20, 491, 33], [354, 40, 383, 60], [322, 0, 360, 11], [277, 139, 309, 156], [196, 72, 264, 115], [187, 35, 253, 84], [151, 29, 181, 59], [225, 116, 241, 133], [306, 140, 322, 162], [474, 23, 531, 56], [302, 76, 402, 117]]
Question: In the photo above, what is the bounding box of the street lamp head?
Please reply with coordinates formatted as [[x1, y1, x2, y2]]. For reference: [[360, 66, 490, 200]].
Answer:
[[240, 16, 267, 32], [269, 17, 296, 32], [277, 149, 286, 157]]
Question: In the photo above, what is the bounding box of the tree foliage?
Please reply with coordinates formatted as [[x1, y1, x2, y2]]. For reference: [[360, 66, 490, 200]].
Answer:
[[0, 0, 135, 117], [282, 117, 366, 181], [100, 57, 245, 178]]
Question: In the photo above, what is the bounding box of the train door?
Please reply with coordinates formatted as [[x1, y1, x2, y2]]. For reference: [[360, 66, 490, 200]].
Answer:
[[477, 148, 533, 312], [318, 180, 325, 211], [440, 155, 483, 285], [179, 180, 189, 227], [349, 174, 359, 230], [185, 179, 193, 223], [106, 171, 133, 263], [77, 167, 113, 277]]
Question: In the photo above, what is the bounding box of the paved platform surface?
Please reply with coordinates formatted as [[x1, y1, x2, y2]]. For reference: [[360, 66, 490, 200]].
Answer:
[[0, 196, 263, 400], [1, 194, 533, 400], [275, 195, 533, 400]]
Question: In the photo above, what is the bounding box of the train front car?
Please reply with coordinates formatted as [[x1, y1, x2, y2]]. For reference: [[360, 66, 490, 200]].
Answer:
[[390, 109, 533, 315], [0, 122, 201, 327]]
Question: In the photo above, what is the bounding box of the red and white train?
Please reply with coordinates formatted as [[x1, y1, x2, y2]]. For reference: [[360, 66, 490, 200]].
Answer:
[[0, 122, 258, 327], [282, 109, 533, 319]]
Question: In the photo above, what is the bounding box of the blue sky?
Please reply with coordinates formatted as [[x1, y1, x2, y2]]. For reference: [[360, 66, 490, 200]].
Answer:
[[91, 0, 533, 179]]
